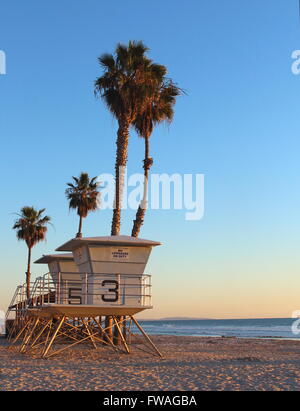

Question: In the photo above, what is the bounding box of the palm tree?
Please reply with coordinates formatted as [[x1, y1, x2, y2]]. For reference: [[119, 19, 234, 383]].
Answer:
[[131, 81, 181, 237], [13, 207, 51, 299], [95, 41, 167, 235], [65, 172, 100, 238]]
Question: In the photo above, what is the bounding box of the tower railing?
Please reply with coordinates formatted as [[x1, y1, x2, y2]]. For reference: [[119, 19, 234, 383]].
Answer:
[[27, 272, 152, 309], [6, 283, 30, 320]]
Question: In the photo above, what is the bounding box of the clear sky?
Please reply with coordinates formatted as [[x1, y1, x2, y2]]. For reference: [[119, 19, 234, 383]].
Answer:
[[0, 0, 300, 319]]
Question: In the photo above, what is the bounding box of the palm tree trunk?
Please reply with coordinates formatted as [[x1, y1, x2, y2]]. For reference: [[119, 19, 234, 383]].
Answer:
[[76, 215, 83, 238], [109, 116, 130, 336], [26, 246, 32, 299], [111, 116, 130, 236], [132, 136, 153, 237]]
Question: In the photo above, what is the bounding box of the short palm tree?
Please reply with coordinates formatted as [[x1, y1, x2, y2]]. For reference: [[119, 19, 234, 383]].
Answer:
[[95, 41, 167, 236], [13, 207, 51, 299], [65, 172, 100, 238], [131, 81, 181, 237]]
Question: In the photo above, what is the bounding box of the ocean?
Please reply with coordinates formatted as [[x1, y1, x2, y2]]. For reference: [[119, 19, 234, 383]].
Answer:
[[1, 317, 299, 339], [138, 318, 300, 340]]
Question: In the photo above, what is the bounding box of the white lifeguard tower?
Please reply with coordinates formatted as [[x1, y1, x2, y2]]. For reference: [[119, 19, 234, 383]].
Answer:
[[6, 236, 162, 359], [56, 235, 159, 309]]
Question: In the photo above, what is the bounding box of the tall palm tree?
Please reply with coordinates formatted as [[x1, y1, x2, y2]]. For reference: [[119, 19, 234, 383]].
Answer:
[[13, 207, 51, 299], [95, 40, 167, 235], [131, 81, 181, 237], [65, 172, 100, 238]]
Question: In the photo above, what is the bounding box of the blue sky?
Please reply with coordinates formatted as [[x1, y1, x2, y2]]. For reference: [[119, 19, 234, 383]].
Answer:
[[0, 0, 300, 318]]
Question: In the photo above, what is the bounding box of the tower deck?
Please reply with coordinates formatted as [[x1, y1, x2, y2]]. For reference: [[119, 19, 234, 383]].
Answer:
[[26, 304, 150, 318]]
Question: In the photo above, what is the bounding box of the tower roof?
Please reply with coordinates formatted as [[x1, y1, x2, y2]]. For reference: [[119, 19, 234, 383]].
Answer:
[[34, 253, 74, 264], [56, 235, 161, 251]]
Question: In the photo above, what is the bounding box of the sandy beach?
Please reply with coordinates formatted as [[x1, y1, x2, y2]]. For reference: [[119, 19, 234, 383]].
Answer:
[[1, 335, 300, 391]]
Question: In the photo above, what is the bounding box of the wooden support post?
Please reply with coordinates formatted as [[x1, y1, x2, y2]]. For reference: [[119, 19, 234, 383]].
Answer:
[[112, 316, 130, 354], [105, 316, 113, 341], [113, 316, 123, 346]]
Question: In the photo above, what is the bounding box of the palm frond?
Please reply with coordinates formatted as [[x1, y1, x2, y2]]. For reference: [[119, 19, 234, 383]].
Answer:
[[66, 172, 101, 218], [99, 53, 115, 70], [12, 206, 51, 248]]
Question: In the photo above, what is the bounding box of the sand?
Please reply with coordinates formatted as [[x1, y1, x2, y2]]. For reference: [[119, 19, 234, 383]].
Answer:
[[1, 335, 300, 391]]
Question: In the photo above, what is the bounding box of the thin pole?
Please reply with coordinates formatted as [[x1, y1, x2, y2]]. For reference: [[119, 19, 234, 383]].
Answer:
[[30, 319, 52, 348], [58, 273, 61, 304], [20, 317, 40, 353], [43, 316, 65, 358], [130, 316, 163, 358], [85, 274, 88, 304], [43, 318, 53, 352], [93, 317, 120, 351], [46, 330, 101, 358], [82, 318, 97, 349], [10, 318, 31, 345], [113, 316, 130, 354]]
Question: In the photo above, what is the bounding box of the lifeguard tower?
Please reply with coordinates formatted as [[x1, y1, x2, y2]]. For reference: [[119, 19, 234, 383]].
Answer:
[[56, 235, 157, 309], [6, 236, 162, 359]]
